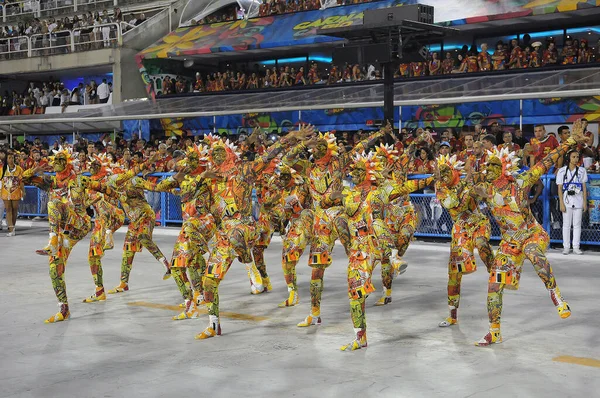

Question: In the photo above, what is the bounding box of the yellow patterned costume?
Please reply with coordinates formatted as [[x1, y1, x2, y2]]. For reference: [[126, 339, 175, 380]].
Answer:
[[473, 132, 581, 346], [83, 154, 125, 303], [196, 134, 293, 340], [321, 152, 434, 351], [105, 160, 171, 295], [283, 129, 388, 327], [434, 154, 494, 327]]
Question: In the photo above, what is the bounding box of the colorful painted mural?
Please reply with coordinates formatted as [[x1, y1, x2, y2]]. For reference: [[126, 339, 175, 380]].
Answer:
[[522, 95, 600, 124], [122, 97, 600, 137], [402, 101, 521, 129]]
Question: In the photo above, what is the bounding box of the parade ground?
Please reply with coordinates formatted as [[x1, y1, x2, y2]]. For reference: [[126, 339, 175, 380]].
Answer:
[[0, 224, 598, 398]]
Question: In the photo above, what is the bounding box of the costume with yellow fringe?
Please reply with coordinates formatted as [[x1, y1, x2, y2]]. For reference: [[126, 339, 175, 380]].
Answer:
[[22, 147, 115, 323], [273, 164, 313, 308], [321, 152, 434, 351], [83, 154, 126, 303], [153, 144, 216, 320], [372, 143, 416, 306], [434, 154, 493, 327], [196, 135, 288, 340], [104, 157, 171, 295], [473, 141, 576, 346], [282, 130, 388, 328]]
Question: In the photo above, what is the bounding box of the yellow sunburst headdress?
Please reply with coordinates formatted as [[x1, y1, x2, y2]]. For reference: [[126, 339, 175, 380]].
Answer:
[[486, 147, 520, 177], [310, 132, 339, 163], [49, 145, 74, 166], [436, 154, 465, 171], [375, 143, 400, 165], [436, 154, 464, 186], [351, 151, 384, 184]]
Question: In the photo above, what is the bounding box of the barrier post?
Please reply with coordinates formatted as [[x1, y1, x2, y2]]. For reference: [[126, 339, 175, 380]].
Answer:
[[160, 191, 166, 226], [542, 174, 551, 233]]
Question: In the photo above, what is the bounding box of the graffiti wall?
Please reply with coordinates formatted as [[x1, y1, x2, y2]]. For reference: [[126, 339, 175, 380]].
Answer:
[[522, 96, 600, 124]]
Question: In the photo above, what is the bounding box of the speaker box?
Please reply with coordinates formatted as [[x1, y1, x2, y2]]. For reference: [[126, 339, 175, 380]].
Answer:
[[363, 4, 434, 26]]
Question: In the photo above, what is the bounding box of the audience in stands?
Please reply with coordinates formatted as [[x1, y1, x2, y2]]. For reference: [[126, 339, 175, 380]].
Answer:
[[0, 79, 112, 115], [156, 35, 597, 96]]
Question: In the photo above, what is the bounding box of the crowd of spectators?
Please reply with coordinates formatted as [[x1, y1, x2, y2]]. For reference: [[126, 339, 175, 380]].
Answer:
[[160, 35, 599, 96], [0, 119, 598, 176], [401, 36, 598, 78], [0, 119, 598, 232], [0, 7, 147, 58], [158, 61, 384, 95], [0, 78, 112, 115]]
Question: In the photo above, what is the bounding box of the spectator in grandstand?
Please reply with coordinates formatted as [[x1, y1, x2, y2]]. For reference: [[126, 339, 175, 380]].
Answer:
[[557, 149, 587, 255], [498, 131, 520, 153], [97, 79, 110, 103]]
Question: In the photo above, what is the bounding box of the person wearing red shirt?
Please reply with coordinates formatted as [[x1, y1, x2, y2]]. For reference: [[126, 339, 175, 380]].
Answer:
[[410, 147, 435, 174], [465, 141, 487, 173], [457, 134, 475, 162], [529, 125, 559, 165]]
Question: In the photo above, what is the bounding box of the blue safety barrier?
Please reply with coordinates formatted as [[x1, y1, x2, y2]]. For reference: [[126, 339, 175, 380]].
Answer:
[[13, 172, 600, 246]]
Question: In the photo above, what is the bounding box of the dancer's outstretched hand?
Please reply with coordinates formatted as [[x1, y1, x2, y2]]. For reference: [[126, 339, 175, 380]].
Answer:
[[571, 119, 586, 144]]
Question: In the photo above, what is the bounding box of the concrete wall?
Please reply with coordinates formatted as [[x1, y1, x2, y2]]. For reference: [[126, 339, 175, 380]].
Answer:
[[0, 49, 115, 76]]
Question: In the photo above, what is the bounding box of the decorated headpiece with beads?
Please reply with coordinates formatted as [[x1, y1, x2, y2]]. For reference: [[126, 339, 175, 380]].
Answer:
[[310, 132, 339, 163], [351, 151, 384, 185], [375, 143, 400, 166], [486, 147, 520, 177]]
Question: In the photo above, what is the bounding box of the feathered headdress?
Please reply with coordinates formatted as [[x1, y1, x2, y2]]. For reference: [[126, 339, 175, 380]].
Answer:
[[486, 147, 520, 177], [375, 143, 400, 166], [181, 143, 210, 175], [209, 137, 241, 172], [48, 146, 73, 166], [310, 132, 338, 165], [88, 153, 113, 178], [351, 151, 384, 186], [436, 154, 464, 187]]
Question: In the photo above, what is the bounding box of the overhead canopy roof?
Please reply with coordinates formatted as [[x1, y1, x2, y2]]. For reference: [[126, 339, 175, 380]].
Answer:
[[138, 0, 600, 63], [1, 66, 599, 134]]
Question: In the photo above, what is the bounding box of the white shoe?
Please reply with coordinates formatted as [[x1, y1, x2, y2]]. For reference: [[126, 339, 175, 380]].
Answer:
[[562, 248, 570, 255], [6, 231, 15, 237], [573, 248, 583, 255]]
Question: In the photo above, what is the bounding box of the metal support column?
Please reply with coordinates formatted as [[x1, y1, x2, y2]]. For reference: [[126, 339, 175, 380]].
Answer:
[[383, 62, 394, 125]]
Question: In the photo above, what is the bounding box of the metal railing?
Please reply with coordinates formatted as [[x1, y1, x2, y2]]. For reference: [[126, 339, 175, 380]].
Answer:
[[0, 34, 30, 59], [0, 22, 121, 58], [1, 0, 161, 22], [14, 172, 600, 246]]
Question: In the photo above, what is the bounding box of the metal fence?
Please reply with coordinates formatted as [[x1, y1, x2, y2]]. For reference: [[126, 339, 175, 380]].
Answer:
[[13, 172, 600, 246], [0, 22, 122, 59], [1, 0, 156, 22]]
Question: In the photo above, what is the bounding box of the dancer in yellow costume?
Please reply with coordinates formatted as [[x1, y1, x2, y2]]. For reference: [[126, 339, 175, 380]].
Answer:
[[324, 152, 434, 351], [23, 147, 115, 323], [196, 129, 310, 340], [252, 155, 284, 293], [268, 164, 313, 307], [154, 144, 216, 320], [472, 122, 585, 346], [372, 143, 415, 306], [434, 154, 494, 327], [106, 154, 172, 294], [283, 125, 390, 327], [83, 154, 126, 303]]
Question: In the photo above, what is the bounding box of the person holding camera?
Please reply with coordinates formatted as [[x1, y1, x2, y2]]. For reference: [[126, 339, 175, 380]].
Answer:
[[557, 149, 588, 255]]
